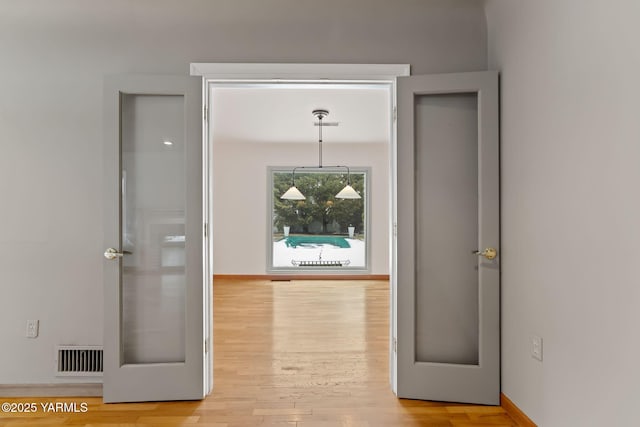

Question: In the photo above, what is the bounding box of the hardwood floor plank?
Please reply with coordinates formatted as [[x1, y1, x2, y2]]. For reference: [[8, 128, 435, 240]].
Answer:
[[252, 408, 312, 416]]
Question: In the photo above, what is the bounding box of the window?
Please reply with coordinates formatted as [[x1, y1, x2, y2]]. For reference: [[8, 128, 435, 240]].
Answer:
[[268, 167, 369, 272]]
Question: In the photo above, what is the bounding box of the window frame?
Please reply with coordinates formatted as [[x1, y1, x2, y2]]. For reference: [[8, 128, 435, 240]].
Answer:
[[267, 166, 371, 274]]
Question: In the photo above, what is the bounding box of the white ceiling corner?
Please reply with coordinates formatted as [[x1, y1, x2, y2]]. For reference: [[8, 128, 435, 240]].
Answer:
[[210, 85, 391, 145]]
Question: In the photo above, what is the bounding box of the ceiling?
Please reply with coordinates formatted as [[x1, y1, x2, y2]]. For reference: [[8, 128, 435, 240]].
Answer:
[[210, 84, 391, 145]]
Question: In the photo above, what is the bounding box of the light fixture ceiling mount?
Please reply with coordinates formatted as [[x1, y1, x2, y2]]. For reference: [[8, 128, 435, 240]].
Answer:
[[280, 109, 361, 201]]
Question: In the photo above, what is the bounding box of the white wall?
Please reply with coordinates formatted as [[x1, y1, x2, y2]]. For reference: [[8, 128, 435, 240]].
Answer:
[[485, 1, 640, 425], [210, 84, 391, 275], [0, 0, 487, 384], [212, 138, 389, 275]]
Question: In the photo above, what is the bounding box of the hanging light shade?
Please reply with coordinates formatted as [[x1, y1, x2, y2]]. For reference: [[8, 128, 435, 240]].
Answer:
[[281, 185, 306, 200], [335, 183, 361, 199], [336, 166, 362, 199], [281, 169, 306, 200]]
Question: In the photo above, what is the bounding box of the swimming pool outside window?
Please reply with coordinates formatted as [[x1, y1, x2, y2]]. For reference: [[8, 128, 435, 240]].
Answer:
[[268, 167, 370, 273]]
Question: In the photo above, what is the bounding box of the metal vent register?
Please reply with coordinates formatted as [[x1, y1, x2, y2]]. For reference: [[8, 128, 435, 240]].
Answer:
[[56, 346, 103, 376]]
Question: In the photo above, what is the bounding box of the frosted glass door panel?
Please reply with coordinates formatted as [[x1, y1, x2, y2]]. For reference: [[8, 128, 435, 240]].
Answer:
[[414, 93, 479, 365], [120, 94, 186, 365]]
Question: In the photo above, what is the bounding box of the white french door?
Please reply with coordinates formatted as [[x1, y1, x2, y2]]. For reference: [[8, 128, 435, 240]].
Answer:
[[395, 71, 500, 404], [103, 65, 500, 405], [102, 75, 205, 403]]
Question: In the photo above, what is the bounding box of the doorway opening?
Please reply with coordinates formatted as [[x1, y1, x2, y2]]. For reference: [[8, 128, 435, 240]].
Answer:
[[208, 82, 387, 276], [194, 63, 409, 395]]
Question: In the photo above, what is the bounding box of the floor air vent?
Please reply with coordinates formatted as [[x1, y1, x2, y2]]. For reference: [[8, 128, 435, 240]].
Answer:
[[56, 346, 103, 376]]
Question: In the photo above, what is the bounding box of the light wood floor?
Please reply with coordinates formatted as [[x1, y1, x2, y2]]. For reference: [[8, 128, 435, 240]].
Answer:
[[0, 279, 517, 426]]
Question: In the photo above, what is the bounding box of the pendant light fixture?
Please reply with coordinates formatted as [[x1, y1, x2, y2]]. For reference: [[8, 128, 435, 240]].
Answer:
[[281, 109, 362, 200]]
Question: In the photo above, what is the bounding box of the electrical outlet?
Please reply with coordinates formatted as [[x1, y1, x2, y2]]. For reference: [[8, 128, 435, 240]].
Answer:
[[531, 335, 543, 361], [26, 320, 39, 338]]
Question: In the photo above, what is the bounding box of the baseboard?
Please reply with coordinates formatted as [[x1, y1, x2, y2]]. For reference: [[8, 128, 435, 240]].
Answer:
[[0, 383, 102, 397], [501, 393, 537, 427], [214, 274, 390, 281]]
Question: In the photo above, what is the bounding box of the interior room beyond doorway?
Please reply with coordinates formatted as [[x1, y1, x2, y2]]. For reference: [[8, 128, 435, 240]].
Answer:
[[209, 82, 391, 279]]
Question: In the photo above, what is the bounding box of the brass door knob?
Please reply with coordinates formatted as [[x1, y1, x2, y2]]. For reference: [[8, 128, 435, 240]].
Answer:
[[473, 248, 497, 260]]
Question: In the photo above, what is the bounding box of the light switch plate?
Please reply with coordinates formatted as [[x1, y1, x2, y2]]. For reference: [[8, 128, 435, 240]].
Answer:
[[26, 320, 39, 338], [531, 335, 543, 361]]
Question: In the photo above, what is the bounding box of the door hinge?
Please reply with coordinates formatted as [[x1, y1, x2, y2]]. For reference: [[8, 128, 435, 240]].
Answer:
[[393, 222, 398, 237], [204, 223, 208, 238], [393, 337, 397, 353], [393, 105, 397, 123], [204, 105, 208, 122], [205, 338, 209, 353]]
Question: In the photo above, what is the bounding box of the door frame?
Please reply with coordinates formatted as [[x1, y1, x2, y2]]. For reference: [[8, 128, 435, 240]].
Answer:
[[190, 63, 410, 394]]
